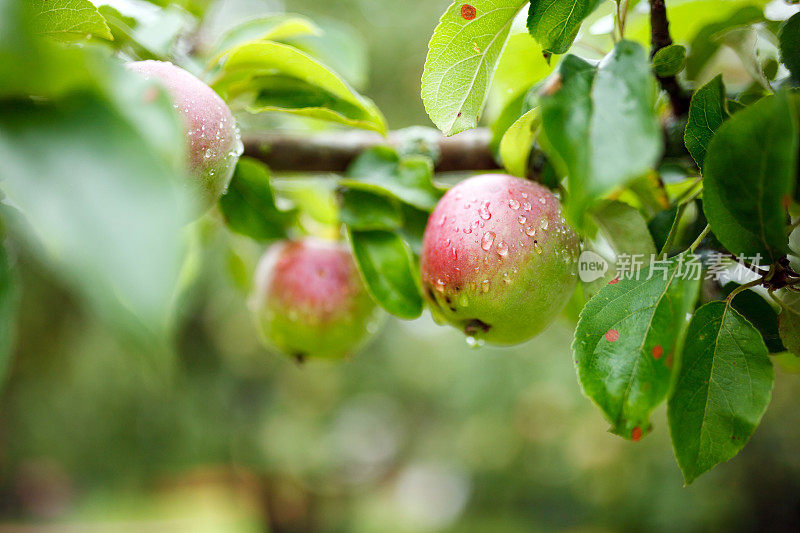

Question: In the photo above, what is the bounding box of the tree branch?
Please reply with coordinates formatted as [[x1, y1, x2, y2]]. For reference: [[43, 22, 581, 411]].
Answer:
[[649, 0, 690, 115], [243, 128, 500, 174]]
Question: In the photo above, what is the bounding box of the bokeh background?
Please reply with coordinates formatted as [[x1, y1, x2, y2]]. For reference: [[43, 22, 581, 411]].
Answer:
[[2, 0, 800, 531]]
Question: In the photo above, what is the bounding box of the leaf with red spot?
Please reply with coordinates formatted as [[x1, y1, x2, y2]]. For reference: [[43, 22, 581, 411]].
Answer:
[[668, 301, 773, 484], [422, 0, 530, 136], [573, 254, 700, 440]]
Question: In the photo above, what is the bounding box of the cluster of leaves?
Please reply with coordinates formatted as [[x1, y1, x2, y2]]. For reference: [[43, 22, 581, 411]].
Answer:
[[420, 0, 800, 483], [0, 2, 389, 370]]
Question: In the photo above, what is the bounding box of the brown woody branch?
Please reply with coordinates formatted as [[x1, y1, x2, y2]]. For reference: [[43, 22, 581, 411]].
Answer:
[[649, 0, 690, 115], [243, 128, 500, 174]]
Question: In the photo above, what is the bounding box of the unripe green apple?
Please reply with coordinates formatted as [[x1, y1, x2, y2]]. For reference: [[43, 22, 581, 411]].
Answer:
[[420, 174, 579, 345], [251, 238, 385, 360], [127, 60, 242, 209]]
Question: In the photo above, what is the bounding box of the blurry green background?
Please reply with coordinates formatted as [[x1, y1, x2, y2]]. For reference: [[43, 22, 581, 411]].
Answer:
[[2, 0, 800, 531]]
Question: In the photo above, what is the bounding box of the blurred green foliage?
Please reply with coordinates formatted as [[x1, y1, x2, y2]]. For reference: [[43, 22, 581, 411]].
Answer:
[[1, 0, 800, 531]]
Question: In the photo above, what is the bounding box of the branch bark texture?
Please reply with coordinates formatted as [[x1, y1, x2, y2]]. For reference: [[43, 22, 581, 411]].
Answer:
[[243, 129, 499, 174]]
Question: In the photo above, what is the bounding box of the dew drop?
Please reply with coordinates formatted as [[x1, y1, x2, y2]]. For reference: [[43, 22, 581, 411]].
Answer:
[[204, 148, 214, 159], [539, 197, 547, 205], [525, 226, 536, 237], [496, 240, 508, 257], [502, 272, 512, 284], [439, 215, 447, 227], [445, 238, 451, 247], [508, 198, 520, 210], [463, 226, 472, 234], [481, 231, 495, 251], [479, 201, 492, 220], [481, 279, 491, 293], [451, 248, 458, 260], [518, 215, 527, 225], [458, 293, 469, 307], [533, 241, 542, 254], [466, 336, 485, 348], [540, 218, 549, 230], [522, 202, 532, 211], [435, 279, 446, 292], [521, 192, 528, 199]]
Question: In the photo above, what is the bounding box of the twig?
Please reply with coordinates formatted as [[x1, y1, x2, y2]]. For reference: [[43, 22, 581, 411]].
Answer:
[[688, 224, 711, 253], [648, 0, 690, 115], [726, 278, 764, 301], [243, 128, 499, 174]]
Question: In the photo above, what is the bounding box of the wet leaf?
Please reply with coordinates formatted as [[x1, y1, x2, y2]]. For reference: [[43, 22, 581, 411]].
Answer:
[[574, 255, 700, 440]]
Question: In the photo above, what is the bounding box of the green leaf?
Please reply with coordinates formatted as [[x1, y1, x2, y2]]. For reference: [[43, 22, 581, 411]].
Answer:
[[421, 0, 528, 136], [339, 188, 403, 231], [702, 93, 798, 264], [722, 284, 784, 354], [218, 158, 294, 241], [779, 12, 800, 85], [574, 255, 701, 440], [348, 229, 423, 319], [648, 205, 680, 253], [30, 0, 113, 41], [540, 41, 662, 231], [684, 6, 764, 81], [652, 44, 686, 77], [343, 147, 444, 211], [214, 41, 386, 134], [527, 0, 604, 55], [0, 91, 191, 330], [488, 32, 555, 119], [779, 307, 800, 357], [285, 19, 369, 90], [777, 291, 800, 357], [668, 301, 773, 484], [96, 3, 189, 60], [0, 240, 18, 386], [211, 15, 322, 62], [399, 204, 430, 257], [582, 200, 658, 299], [490, 89, 528, 153], [684, 75, 729, 171], [593, 200, 657, 258], [499, 108, 540, 177]]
